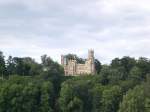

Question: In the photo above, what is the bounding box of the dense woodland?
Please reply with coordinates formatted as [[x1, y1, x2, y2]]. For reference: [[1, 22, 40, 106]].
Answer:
[[0, 51, 149, 112]]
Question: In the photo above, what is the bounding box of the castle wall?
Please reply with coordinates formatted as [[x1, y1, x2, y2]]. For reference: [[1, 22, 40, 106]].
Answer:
[[76, 64, 86, 74]]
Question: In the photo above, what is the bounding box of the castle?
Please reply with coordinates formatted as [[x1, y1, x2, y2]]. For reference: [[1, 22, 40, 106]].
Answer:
[[61, 50, 95, 76]]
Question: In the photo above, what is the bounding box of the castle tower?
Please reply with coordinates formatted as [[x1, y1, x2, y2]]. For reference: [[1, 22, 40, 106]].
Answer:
[[88, 49, 94, 60], [61, 55, 64, 65], [88, 49, 95, 74]]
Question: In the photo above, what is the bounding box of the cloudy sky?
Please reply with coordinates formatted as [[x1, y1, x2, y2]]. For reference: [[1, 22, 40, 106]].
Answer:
[[0, 0, 150, 63]]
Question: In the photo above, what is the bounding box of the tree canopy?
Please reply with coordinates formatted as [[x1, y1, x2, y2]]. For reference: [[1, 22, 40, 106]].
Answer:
[[0, 51, 149, 112]]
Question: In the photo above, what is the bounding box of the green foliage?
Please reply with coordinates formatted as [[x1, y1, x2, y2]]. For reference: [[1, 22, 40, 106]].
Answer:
[[0, 51, 150, 112], [119, 85, 145, 112], [65, 54, 85, 64], [144, 76, 150, 112], [129, 66, 142, 81], [6, 56, 42, 76], [0, 75, 54, 112], [41, 54, 64, 74], [59, 77, 123, 112], [94, 59, 102, 74], [68, 96, 83, 112], [111, 56, 136, 73], [101, 86, 122, 112], [91, 84, 104, 112], [136, 57, 150, 79], [59, 78, 93, 112], [39, 82, 54, 112], [0, 51, 6, 78], [111, 57, 136, 80], [99, 65, 110, 85]]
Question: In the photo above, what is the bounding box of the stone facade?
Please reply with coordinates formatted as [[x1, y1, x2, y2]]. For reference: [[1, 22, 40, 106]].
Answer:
[[61, 50, 95, 76]]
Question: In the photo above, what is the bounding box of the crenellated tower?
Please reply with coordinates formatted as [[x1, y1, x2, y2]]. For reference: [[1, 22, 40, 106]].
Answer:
[[61, 55, 64, 65], [87, 49, 95, 74]]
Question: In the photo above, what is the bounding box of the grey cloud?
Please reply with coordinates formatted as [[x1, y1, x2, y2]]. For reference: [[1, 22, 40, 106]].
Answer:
[[0, 0, 150, 63]]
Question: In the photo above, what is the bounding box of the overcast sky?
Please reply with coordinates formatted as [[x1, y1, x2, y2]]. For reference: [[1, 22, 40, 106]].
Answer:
[[0, 0, 150, 63]]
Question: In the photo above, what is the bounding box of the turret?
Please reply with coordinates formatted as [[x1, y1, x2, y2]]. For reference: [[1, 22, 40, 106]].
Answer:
[[88, 49, 94, 60], [88, 49, 95, 74], [61, 55, 64, 65]]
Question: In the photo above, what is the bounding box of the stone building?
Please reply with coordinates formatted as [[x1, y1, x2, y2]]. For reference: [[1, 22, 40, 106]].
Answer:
[[61, 50, 95, 76]]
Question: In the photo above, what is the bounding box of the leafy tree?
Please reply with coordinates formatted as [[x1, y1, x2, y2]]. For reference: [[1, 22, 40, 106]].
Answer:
[[99, 65, 110, 85], [59, 81, 74, 112], [91, 84, 104, 112], [40, 54, 64, 103], [101, 86, 122, 112], [111, 58, 121, 68], [41, 55, 63, 74], [6, 57, 42, 76], [65, 54, 85, 64], [120, 56, 136, 73], [94, 59, 102, 74], [111, 57, 136, 79], [0, 75, 54, 112], [100, 65, 123, 84], [129, 66, 142, 81], [0, 51, 150, 112], [136, 57, 150, 79], [67, 97, 83, 112], [118, 79, 140, 94], [59, 78, 94, 112], [107, 68, 123, 84], [6, 56, 15, 76], [21, 82, 40, 112], [119, 85, 145, 112], [39, 82, 54, 112], [144, 76, 150, 112], [0, 51, 6, 78]]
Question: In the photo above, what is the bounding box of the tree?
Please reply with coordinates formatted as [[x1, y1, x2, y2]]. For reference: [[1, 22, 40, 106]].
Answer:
[[144, 76, 150, 112], [59, 81, 74, 112], [101, 86, 122, 112], [136, 57, 150, 79], [41, 55, 63, 74], [91, 84, 103, 112], [39, 82, 54, 112], [111, 57, 136, 78], [6, 56, 15, 77], [0, 75, 54, 112], [65, 54, 85, 64], [0, 51, 6, 79], [67, 97, 83, 112], [41, 54, 64, 94], [94, 59, 102, 74], [6, 57, 42, 76], [129, 66, 142, 81], [99, 65, 110, 85], [59, 78, 93, 112], [119, 85, 145, 112], [111, 58, 121, 68], [120, 56, 136, 73]]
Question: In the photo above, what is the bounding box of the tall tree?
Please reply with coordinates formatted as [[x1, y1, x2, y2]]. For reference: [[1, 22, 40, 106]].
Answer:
[[119, 85, 145, 112], [0, 51, 5, 79], [101, 86, 122, 112], [136, 57, 150, 79], [65, 54, 85, 64], [94, 59, 102, 74], [6, 56, 15, 77]]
